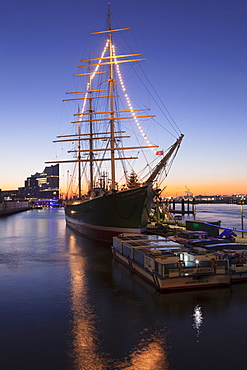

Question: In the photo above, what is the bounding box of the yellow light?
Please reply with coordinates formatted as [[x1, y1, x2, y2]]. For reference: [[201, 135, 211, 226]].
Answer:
[[76, 38, 110, 119], [112, 43, 156, 153]]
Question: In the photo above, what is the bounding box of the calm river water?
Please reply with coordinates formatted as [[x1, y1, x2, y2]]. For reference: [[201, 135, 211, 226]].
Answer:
[[0, 205, 247, 370]]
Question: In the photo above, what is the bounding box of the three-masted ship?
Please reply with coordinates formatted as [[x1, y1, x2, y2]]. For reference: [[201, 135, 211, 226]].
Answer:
[[46, 5, 184, 242]]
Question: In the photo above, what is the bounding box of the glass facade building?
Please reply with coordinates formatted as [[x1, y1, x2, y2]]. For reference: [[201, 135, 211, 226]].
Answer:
[[19, 164, 59, 199]]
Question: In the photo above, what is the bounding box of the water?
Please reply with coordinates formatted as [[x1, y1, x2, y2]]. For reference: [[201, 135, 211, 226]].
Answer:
[[180, 203, 247, 230], [0, 206, 247, 369]]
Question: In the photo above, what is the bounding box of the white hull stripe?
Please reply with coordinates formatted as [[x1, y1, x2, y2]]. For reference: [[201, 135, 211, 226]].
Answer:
[[65, 215, 146, 233]]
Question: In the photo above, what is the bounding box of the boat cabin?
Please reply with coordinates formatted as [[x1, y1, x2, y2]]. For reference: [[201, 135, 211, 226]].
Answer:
[[170, 230, 210, 244]]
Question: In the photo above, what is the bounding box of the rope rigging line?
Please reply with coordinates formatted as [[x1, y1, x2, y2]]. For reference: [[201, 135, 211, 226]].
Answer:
[[115, 27, 182, 137]]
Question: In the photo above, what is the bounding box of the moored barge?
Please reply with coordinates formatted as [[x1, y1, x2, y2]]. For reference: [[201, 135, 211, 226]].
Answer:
[[112, 234, 230, 291], [191, 242, 247, 283]]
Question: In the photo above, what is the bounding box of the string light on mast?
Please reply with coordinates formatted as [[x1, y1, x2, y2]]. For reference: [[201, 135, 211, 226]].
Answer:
[[112, 43, 156, 153], [78, 39, 110, 116], [76, 38, 160, 155]]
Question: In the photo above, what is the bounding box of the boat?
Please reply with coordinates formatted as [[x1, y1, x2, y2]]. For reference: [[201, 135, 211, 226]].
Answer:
[[193, 242, 247, 283], [46, 5, 184, 242], [169, 229, 247, 283], [168, 228, 242, 248], [169, 230, 213, 244], [112, 233, 230, 291], [219, 249, 247, 282]]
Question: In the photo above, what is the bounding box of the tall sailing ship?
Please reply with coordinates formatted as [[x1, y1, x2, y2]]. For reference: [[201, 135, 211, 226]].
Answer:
[[46, 5, 184, 242]]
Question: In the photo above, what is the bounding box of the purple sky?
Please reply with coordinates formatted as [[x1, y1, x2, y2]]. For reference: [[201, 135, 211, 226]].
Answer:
[[1, 0, 246, 196]]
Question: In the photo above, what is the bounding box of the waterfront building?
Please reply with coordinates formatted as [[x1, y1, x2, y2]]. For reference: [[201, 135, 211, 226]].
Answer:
[[1, 189, 21, 201], [19, 164, 59, 200]]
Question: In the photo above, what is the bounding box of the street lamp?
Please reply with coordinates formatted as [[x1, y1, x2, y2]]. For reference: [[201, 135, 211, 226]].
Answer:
[[240, 198, 245, 238]]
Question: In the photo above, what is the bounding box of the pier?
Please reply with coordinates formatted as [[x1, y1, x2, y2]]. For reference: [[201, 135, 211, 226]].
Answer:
[[0, 201, 31, 217], [167, 198, 196, 215]]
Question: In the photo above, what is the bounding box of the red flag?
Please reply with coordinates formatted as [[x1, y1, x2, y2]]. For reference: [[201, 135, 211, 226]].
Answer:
[[156, 150, 164, 155]]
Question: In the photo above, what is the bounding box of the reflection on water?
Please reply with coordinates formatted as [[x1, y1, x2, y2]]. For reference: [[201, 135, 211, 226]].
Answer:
[[119, 332, 168, 370], [192, 305, 203, 342], [2, 208, 247, 369], [185, 203, 247, 230], [68, 235, 170, 370], [68, 234, 106, 369]]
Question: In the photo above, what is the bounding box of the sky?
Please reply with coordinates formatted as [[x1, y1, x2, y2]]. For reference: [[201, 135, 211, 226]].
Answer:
[[0, 0, 246, 197]]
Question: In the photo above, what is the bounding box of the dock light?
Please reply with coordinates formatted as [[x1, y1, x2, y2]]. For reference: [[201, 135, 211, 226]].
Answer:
[[195, 259, 199, 265]]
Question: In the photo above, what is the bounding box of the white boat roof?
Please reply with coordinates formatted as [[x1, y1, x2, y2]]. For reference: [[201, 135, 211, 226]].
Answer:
[[205, 242, 247, 250], [114, 233, 186, 251], [115, 233, 168, 241]]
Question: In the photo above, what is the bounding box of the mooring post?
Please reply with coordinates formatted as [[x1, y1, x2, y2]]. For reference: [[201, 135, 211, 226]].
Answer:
[[181, 198, 185, 213]]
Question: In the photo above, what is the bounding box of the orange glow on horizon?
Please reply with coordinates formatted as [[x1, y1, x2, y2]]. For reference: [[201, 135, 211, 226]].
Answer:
[[162, 181, 247, 197], [58, 182, 247, 200], [1, 181, 246, 199]]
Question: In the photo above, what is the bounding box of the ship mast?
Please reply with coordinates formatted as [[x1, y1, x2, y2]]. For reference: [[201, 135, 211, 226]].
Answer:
[[88, 59, 94, 198], [108, 4, 116, 190], [77, 107, 82, 198], [45, 7, 163, 194]]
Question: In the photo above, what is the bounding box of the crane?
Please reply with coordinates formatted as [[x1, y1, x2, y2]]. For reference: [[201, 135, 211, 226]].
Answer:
[[185, 186, 193, 198]]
